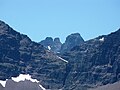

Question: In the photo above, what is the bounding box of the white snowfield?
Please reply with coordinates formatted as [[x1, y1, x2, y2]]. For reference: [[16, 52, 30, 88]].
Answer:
[[0, 74, 46, 90], [12, 74, 39, 83], [0, 79, 8, 87], [99, 37, 104, 42]]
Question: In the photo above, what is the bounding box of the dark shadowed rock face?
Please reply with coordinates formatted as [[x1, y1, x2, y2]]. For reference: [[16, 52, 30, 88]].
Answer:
[[40, 37, 62, 53], [60, 33, 84, 53], [0, 20, 67, 89], [62, 29, 120, 90]]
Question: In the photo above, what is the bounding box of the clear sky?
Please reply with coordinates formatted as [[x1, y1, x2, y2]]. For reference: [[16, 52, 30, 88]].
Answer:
[[0, 0, 120, 43]]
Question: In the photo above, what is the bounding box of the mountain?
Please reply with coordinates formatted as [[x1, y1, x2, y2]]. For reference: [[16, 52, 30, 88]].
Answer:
[[60, 33, 84, 53], [0, 20, 68, 89], [40, 37, 62, 53], [0, 20, 120, 90], [40, 33, 84, 53], [61, 29, 120, 90]]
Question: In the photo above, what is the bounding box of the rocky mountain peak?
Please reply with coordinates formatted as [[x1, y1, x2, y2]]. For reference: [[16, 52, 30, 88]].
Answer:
[[45, 37, 53, 42], [40, 37, 62, 53], [60, 33, 84, 53], [54, 37, 60, 43], [40, 37, 53, 46], [66, 33, 82, 41], [40, 33, 84, 53]]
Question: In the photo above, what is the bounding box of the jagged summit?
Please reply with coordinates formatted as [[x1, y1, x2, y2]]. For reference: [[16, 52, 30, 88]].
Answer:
[[40, 37, 62, 53], [40, 33, 85, 53], [40, 37, 53, 46], [60, 33, 84, 53], [54, 37, 60, 43], [0, 20, 120, 90]]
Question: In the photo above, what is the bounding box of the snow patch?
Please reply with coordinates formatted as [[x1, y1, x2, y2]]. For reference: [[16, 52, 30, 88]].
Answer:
[[99, 37, 104, 42], [0, 79, 7, 87], [48, 46, 51, 50], [57, 56, 68, 63], [39, 84, 46, 90], [12, 74, 39, 83]]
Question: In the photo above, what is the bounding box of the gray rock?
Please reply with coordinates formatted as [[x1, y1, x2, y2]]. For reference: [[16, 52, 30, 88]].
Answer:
[[0, 84, 4, 90], [40, 37, 62, 53], [60, 33, 84, 53], [62, 29, 120, 89], [0, 79, 44, 90]]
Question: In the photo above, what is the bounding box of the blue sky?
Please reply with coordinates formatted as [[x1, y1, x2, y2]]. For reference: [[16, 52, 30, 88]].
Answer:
[[0, 0, 120, 42]]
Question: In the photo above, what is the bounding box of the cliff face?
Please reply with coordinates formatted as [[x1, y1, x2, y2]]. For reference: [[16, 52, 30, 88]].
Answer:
[[62, 29, 120, 90], [0, 20, 67, 89]]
